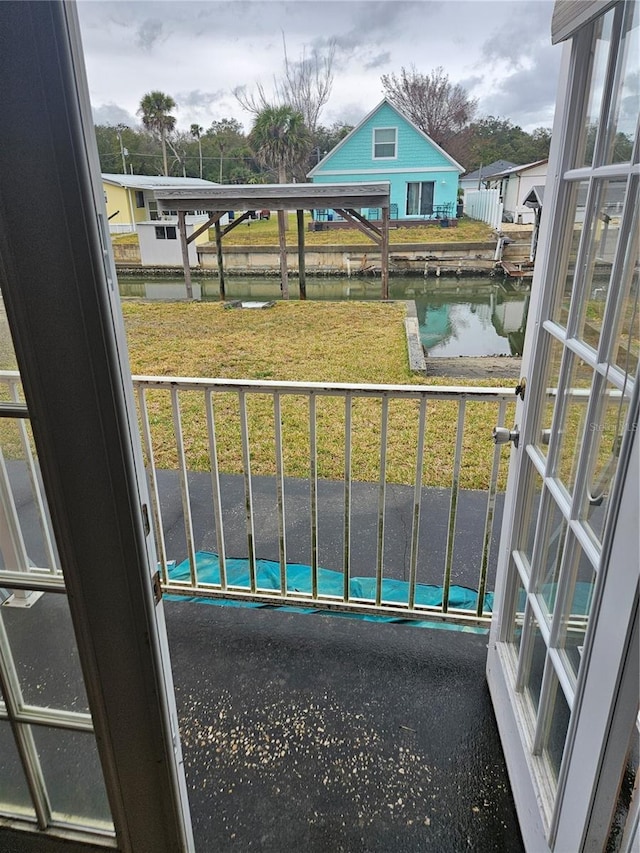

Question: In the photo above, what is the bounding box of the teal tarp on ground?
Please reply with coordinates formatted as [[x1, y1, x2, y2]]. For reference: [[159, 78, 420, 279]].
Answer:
[[166, 551, 494, 620]]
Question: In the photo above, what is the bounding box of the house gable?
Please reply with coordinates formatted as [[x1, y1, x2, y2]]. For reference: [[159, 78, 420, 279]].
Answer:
[[309, 100, 463, 177]]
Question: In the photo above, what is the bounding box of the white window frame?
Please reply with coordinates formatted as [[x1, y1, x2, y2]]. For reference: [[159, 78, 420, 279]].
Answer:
[[372, 127, 397, 160]]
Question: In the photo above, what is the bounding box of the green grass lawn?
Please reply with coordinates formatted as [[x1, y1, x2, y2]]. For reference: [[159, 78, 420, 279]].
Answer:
[[122, 301, 513, 490], [1, 300, 512, 489], [112, 213, 493, 247]]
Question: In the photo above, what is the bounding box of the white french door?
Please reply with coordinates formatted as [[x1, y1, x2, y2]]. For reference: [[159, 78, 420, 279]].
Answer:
[[488, 3, 639, 851]]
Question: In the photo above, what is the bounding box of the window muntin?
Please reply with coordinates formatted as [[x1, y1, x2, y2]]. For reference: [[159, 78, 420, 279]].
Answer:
[[373, 127, 396, 159]]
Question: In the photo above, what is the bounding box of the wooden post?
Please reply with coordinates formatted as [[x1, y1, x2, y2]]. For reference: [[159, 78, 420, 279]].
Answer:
[[177, 211, 193, 300], [381, 205, 389, 300], [277, 208, 289, 299], [214, 219, 225, 300], [297, 209, 306, 300]]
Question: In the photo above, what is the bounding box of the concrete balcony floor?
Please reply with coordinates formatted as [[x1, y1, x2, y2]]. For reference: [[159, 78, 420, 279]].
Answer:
[[0, 597, 523, 852], [167, 600, 523, 852]]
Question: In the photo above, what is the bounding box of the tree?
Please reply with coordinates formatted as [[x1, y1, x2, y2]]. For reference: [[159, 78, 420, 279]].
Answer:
[[381, 66, 477, 159], [462, 116, 552, 173], [248, 105, 310, 183], [235, 35, 335, 136], [190, 124, 203, 179], [137, 91, 177, 176]]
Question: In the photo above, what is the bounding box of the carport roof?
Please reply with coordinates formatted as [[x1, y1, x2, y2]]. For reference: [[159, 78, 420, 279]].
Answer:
[[152, 181, 390, 212]]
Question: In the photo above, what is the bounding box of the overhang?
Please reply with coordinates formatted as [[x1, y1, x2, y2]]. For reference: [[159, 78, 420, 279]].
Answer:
[[153, 181, 391, 212]]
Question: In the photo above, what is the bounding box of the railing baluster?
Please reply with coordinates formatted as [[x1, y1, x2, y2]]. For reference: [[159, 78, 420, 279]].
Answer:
[[477, 399, 507, 617], [273, 392, 287, 596], [205, 389, 227, 591], [343, 393, 352, 603], [171, 387, 197, 587], [442, 399, 466, 613], [137, 386, 168, 583], [408, 397, 427, 610], [376, 396, 389, 608], [238, 390, 257, 594], [309, 392, 318, 599]]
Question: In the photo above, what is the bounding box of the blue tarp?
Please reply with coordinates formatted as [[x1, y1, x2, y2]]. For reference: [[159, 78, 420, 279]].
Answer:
[[165, 552, 494, 632]]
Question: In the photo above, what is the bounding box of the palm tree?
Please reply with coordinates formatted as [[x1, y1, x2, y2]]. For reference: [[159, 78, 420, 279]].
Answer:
[[190, 123, 203, 179], [248, 105, 310, 183], [249, 106, 310, 297], [137, 91, 177, 176]]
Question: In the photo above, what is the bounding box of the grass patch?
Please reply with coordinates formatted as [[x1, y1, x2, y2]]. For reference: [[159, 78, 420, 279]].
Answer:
[[123, 301, 513, 490], [109, 214, 493, 250]]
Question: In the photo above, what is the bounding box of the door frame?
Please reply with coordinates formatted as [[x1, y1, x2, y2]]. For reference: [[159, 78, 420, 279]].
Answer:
[[0, 3, 193, 849]]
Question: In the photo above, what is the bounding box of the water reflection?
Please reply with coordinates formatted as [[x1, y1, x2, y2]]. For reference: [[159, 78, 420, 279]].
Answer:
[[117, 275, 530, 357]]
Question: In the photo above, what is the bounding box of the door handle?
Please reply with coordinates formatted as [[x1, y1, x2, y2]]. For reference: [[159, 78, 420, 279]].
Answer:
[[493, 426, 520, 448]]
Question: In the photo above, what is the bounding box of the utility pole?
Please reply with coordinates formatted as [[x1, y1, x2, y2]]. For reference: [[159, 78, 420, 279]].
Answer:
[[116, 124, 128, 174]]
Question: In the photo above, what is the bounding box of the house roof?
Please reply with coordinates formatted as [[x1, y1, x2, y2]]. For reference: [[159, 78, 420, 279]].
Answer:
[[102, 174, 216, 189], [461, 160, 518, 182], [487, 159, 548, 180], [307, 97, 465, 178]]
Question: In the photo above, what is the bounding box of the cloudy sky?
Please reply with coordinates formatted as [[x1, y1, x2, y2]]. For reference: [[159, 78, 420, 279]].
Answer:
[[78, 0, 563, 134]]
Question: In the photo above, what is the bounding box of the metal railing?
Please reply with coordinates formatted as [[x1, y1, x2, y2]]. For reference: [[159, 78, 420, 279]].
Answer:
[[133, 376, 514, 627]]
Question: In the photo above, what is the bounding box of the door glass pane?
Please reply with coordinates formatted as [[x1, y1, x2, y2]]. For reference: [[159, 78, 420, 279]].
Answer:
[[520, 464, 544, 571], [33, 726, 112, 829], [522, 615, 547, 713], [576, 179, 627, 350], [406, 183, 419, 216], [0, 418, 60, 575], [533, 499, 567, 627], [555, 355, 593, 494], [0, 290, 19, 375], [557, 537, 596, 683], [581, 378, 632, 545], [0, 721, 34, 818], [507, 571, 527, 652], [612, 207, 639, 376], [545, 669, 571, 784], [1, 593, 90, 714], [536, 333, 565, 458], [579, 7, 615, 168], [554, 181, 589, 326], [605, 0, 640, 165]]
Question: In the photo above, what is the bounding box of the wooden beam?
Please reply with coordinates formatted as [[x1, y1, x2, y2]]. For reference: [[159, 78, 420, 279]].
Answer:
[[342, 207, 383, 239], [277, 209, 289, 299], [214, 219, 225, 300], [297, 209, 306, 300], [221, 210, 254, 237], [186, 211, 224, 245], [333, 209, 382, 246], [381, 206, 389, 300], [177, 210, 193, 300]]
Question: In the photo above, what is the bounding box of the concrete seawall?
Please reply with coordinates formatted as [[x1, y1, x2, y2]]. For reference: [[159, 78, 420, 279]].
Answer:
[[112, 229, 534, 276]]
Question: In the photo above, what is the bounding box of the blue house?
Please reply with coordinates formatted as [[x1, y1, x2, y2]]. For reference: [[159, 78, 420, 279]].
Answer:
[[307, 98, 464, 220]]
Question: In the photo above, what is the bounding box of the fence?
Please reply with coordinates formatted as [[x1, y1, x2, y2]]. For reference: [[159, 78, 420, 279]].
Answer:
[[464, 188, 504, 230]]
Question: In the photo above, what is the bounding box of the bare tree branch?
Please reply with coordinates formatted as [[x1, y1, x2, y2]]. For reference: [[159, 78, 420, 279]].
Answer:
[[234, 35, 335, 135]]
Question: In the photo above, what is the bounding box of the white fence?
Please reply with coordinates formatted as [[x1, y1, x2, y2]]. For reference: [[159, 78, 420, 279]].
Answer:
[[464, 189, 504, 230]]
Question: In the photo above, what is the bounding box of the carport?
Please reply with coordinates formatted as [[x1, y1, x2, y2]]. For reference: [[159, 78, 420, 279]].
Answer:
[[153, 182, 391, 300]]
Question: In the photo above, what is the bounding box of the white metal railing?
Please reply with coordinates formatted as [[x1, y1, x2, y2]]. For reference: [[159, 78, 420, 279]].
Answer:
[[133, 375, 514, 627], [464, 188, 504, 230]]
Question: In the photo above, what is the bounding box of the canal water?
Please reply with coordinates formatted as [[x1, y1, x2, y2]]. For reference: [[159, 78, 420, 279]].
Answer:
[[117, 275, 531, 357]]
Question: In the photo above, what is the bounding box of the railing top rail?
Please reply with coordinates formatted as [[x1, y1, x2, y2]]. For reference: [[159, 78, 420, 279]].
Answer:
[[131, 374, 513, 401]]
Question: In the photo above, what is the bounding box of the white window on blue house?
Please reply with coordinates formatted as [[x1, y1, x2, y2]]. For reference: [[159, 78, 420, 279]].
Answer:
[[373, 127, 397, 158], [406, 181, 434, 216]]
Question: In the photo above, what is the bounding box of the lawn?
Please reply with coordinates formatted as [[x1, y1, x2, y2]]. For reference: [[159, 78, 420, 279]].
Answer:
[[1, 301, 513, 490], [122, 301, 513, 490], [111, 213, 493, 247]]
